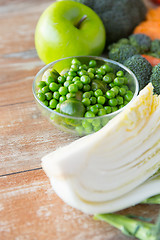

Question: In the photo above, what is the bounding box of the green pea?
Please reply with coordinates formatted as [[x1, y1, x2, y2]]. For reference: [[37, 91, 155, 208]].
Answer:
[[72, 76, 80, 82], [116, 71, 124, 77], [53, 91, 60, 100], [82, 92, 91, 99], [90, 96, 97, 105], [94, 89, 103, 97], [121, 85, 129, 91], [64, 80, 72, 88], [119, 87, 126, 96], [66, 93, 76, 99], [49, 82, 59, 92], [85, 111, 95, 118], [95, 74, 103, 80], [71, 58, 81, 65], [70, 64, 79, 72], [68, 71, 77, 77], [92, 118, 101, 127], [96, 103, 103, 109], [111, 106, 118, 112], [90, 105, 98, 115], [124, 100, 129, 105], [68, 84, 78, 93], [102, 64, 113, 73], [42, 85, 50, 94], [88, 68, 95, 74], [124, 91, 133, 102], [82, 98, 91, 107], [104, 106, 112, 114], [37, 81, 46, 89], [74, 80, 83, 90], [89, 91, 94, 96], [109, 82, 115, 88], [80, 75, 90, 84], [119, 104, 125, 109], [78, 70, 87, 76], [59, 96, 67, 103], [76, 126, 84, 135], [114, 77, 124, 86], [59, 86, 68, 95], [89, 60, 96, 68], [106, 90, 116, 99], [66, 75, 73, 81], [88, 72, 94, 79], [49, 99, 58, 109], [56, 103, 61, 111], [97, 68, 106, 75], [45, 76, 55, 85], [97, 96, 106, 105], [83, 84, 91, 91], [116, 96, 124, 105], [98, 109, 106, 116], [108, 98, 118, 107], [79, 64, 88, 70], [111, 86, 119, 95], [45, 92, 53, 101], [103, 74, 112, 83], [37, 93, 45, 101], [43, 100, 48, 107], [93, 125, 102, 132], [58, 76, 66, 84]]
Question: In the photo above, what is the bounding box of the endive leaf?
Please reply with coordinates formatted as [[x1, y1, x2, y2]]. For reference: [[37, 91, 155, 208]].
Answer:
[[42, 83, 160, 214]]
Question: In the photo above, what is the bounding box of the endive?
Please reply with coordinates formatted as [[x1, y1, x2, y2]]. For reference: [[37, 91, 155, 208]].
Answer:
[[42, 83, 160, 214]]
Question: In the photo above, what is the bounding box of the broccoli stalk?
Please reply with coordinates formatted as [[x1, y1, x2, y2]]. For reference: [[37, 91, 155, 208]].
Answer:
[[94, 213, 160, 240]]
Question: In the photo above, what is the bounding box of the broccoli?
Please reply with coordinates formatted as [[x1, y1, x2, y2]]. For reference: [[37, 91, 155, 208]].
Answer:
[[150, 64, 160, 95], [71, 0, 147, 44], [150, 39, 160, 58], [108, 44, 138, 64], [124, 55, 152, 91], [129, 34, 152, 53], [108, 38, 129, 51]]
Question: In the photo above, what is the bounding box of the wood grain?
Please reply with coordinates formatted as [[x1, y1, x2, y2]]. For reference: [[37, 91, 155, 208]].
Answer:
[[0, 100, 77, 175], [0, 0, 159, 240], [0, 169, 159, 240]]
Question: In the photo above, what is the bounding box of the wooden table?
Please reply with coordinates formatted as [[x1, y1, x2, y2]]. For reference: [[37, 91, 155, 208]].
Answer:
[[0, 0, 159, 239]]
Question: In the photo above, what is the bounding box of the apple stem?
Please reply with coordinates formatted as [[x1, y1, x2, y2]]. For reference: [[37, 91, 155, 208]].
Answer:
[[75, 15, 87, 29]]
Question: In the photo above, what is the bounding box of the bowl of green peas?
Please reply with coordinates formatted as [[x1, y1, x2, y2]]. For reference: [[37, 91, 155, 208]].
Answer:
[[33, 56, 139, 136]]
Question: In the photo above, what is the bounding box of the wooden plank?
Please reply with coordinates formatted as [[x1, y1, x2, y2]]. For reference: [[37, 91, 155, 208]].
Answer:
[[0, 169, 159, 240], [0, 101, 77, 175], [0, 0, 53, 55], [0, 57, 44, 106]]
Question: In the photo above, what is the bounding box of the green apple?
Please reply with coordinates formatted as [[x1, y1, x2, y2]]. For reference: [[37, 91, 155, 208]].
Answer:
[[35, 1, 106, 64]]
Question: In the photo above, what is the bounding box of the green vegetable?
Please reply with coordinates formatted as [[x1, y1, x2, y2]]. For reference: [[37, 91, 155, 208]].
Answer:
[[108, 44, 138, 64], [150, 39, 160, 58], [150, 63, 160, 95], [60, 99, 85, 117], [68, 0, 147, 44], [94, 213, 160, 240], [142, 194, 160, 204], [124, 55, 152, 90], [129, 34, 152, 53]]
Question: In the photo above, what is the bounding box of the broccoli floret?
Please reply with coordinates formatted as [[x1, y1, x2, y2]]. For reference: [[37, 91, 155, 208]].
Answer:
[[151, 39, 160, 53], [150, 39, 160, 58], [150, 64, 160, 95], [129, 34, 151, 53], [108, 38, 129, 51], [108, 45, 138, 64], [72, 0, 147, 44], [124, 55, 152, 91]]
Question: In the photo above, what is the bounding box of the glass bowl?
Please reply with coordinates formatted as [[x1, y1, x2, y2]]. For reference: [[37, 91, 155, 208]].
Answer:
[[32, 56, 139, 136]]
